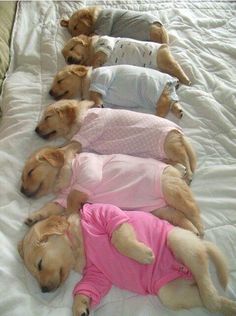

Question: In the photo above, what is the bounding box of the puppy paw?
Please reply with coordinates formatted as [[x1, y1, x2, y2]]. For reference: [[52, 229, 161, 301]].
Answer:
[[24, 213, 42, 226], [73, 295, 90, 316], [132, 243, 155, 264]]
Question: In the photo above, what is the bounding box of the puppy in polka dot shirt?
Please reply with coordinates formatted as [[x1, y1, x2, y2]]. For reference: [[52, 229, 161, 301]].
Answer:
[[36, 101, 197, 183]]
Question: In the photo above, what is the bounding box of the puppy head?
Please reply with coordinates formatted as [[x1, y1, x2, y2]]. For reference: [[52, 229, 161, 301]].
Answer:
[[21, 146, 65, 198], [18, 216, 75, 292], [49, 65, 89, 100], [35, 99, 95, 139], [62, 35, 90, 65], [60, 8, 94, 37]]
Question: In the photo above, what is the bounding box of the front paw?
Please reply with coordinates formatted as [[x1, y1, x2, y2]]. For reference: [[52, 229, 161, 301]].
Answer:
[[24, 213, 42, 226], [73, 295, 90, 316]]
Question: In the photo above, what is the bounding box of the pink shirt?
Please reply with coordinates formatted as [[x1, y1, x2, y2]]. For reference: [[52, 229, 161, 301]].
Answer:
[[73, 203, 192, 306], [72, 108, 182, 160], [55, 152, 168, 212]]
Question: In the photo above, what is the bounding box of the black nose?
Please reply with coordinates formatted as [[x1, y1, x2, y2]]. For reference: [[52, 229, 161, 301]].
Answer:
[[41, 286, 50, 293], [67, 56, 74, 64], [20, 186, 26, 195], [49, 89, 54, 96], [35, 127, 40, 134]]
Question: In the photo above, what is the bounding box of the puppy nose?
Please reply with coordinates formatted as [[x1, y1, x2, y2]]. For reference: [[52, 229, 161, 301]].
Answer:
[[67, 56, 74, 64], [49, 89, 54, 96], [41, 286, 50, 293], [20, 186, 26, 195], [35, 127, 40, 134]]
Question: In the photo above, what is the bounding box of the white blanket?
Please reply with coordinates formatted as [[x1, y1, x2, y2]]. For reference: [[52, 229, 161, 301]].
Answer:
[[0, 1, 236, 315]]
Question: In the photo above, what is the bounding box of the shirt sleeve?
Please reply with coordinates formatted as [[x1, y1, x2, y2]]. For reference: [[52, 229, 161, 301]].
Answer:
[[94, 36, 115, 56], [89, 68, 113, 97], [90, 204, 130, 238], [53, 189, 70, 208], [73, 263, 112, 307], [71, 110, 105, 147]]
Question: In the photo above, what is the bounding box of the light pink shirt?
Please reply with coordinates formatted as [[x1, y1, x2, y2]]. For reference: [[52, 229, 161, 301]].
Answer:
[[73, 203, 192, 306], [55, 152, 168, 212], [72, 108, 182, 161]]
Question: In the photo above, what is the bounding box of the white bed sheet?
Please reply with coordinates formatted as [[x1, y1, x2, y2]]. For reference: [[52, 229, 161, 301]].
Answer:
[[0, 1, 236, 315]]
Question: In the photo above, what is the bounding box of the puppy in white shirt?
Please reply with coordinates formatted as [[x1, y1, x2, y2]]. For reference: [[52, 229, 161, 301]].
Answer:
[[62, 35, 191, 85]]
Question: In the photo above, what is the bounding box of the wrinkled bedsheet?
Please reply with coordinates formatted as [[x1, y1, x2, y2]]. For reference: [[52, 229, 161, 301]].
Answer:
[[0, 1, 236, 315]]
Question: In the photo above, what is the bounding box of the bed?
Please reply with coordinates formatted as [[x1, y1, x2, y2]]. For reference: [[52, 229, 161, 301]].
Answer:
[[0, 1, 235, 315]]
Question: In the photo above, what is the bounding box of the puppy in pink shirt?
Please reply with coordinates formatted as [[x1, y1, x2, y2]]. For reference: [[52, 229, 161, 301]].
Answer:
[[18, 203, 235, 316], [22, 146, 203, 236], [35, 100, 196, 183]]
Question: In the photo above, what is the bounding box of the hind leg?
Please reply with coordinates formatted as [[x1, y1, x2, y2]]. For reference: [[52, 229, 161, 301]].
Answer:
[[152, 207, 199, 235], [156, 87, 183, 119], [157, 45, 191, 85], [164, 131, 195, 183], [150, 22, 169, 44], [159, 279, 204, 310], [162, 167, 204, 236], [167, 228, 236, 314]]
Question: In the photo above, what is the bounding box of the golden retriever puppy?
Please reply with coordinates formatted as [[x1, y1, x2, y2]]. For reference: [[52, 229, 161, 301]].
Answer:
[[49, 64, 183, 119], [61, 35, 191, 85], [60, 6, 169, 44], [18, 204, 236, 316], [36, 99, 196, 182], [21, 145, 203, 236]]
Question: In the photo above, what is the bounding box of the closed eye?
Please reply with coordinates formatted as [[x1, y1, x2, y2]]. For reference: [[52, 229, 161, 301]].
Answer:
[[37, 259, 42, 271], [57, 79, 64, 84], [44, 115, 52, 121], [28, 169, 34, 177]]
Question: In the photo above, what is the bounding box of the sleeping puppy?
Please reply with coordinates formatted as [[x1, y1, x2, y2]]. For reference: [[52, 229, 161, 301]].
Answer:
[[60, 6, 169, 44], [20, 145, 203, 236], [18, 203, 236, 316], [49, 64, 183, 118], [35, 100, 196, 182], [61, 35, 191, 85]]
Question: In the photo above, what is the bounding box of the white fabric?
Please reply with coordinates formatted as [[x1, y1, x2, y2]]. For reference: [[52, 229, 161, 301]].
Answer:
[[0, 1, 236, 316]]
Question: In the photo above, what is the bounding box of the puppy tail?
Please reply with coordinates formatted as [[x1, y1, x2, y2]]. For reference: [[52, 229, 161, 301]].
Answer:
[[204, 241, 229, 289], [182, 136, 197, 173]]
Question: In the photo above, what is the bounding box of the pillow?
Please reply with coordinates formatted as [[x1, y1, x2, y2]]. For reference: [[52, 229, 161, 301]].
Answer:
[[0, 1, 17, 93]]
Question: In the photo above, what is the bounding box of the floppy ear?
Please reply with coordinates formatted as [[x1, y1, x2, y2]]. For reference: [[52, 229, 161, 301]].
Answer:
[[79, 11, 93, 27], [60, 19, 69, 28], [70, 65, 88, 77], [63, 104, 77, 124], [39, 148, 65, 168], [37, 216, 69, 243], [18, 240, 24, 259], [73, 35, 89, 47]]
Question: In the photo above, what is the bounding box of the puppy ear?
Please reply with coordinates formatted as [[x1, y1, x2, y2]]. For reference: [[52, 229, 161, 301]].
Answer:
[[70, 65, 88, 77], [60, 19, 69, 28], [79, 11, 93, 27], [63, 104, 77, 124], [74, 35, 89, 47], [18, 240, 24, 259], [39, 148, 65, 168], [38, 216, 68, 243]]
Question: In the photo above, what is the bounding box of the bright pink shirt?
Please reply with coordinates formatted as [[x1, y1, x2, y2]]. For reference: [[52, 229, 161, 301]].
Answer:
[[72, 108, 182, 160], [55, 152, 168, 212], [73, 203, 192, 306]]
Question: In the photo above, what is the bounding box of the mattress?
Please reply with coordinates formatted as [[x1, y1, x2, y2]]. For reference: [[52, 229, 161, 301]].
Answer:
[[0, 1, 236, 315]]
